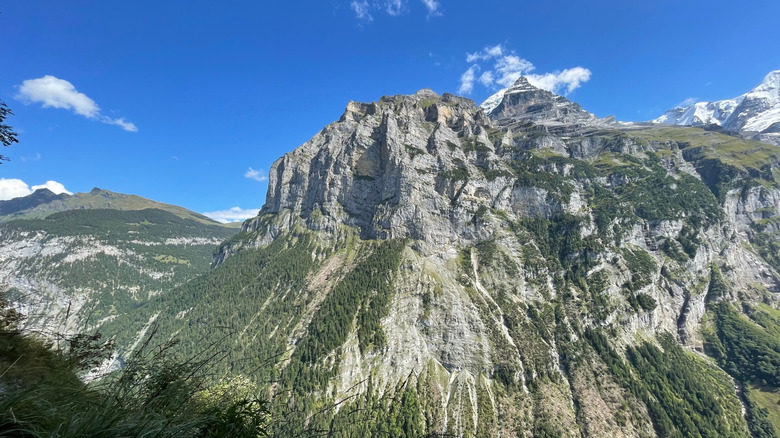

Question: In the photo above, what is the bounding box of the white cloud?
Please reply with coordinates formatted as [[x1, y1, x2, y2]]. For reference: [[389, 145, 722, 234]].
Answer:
[[244, 167, 268, 182], [351, 0, 373, 21], [31, 180, 72, 195], [386, 0, 405, 15], [526, 67, 592, 95], [104, 117, 138, 132], [201, 207, 260, 224], [0, 179, 32, 201], [494, 55, 536, 87], [457, 45, 592, 96], [16, 75, 137, 132], [466, 44, 504, 63], [18, 75, 99, 117], [420, 0, 441, 16], [676, 97, 698, 108], [0, 178, 71, 201], [349, 0, 439, 21], [458, 65, 479, 95], [479, 71, 494, 87], [19, 152, 42, 163]]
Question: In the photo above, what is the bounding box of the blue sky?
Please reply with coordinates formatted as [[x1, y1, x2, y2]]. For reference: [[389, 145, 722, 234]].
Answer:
[[1, 0, 779, 221]]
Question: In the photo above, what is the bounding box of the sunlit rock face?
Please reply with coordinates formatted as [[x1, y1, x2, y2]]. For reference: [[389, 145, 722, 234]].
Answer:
[[200, 81, 780, 436]]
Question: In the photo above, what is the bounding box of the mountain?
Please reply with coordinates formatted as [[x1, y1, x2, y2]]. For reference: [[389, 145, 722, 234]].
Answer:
[[0, 188, 69, 217], [0, 187, 238, 226], [104, 83, 780, 436], [654, 70, 780, 145], [0, 189, 238, 340], [480, 76, 611, 127]]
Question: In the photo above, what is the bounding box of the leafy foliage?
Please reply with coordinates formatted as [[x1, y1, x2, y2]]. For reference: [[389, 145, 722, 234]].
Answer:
[[2, 208, 236, 332], [0, 100, 19, 161], [752, 230, 780, 273], [615, 169, 721, 225], [438, 165, 469, 181]]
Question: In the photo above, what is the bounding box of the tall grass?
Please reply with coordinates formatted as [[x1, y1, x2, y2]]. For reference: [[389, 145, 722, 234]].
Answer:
[[0, 304, 268, 438]]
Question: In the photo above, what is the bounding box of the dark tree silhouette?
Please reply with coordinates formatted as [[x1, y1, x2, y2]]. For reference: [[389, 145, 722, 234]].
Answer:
[[1, 99, 19, 162]]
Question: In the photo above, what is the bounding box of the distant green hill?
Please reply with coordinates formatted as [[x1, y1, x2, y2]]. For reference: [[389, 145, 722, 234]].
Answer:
[[0, 187, 242, 227], [0, 193, 239, 341]]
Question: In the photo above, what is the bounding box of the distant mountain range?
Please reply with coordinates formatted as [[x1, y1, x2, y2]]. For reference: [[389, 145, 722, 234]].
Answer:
[[653, 70, 780, 145]]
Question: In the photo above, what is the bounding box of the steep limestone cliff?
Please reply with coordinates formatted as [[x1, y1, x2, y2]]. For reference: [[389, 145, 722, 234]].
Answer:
[[187, 81, 780, 436]]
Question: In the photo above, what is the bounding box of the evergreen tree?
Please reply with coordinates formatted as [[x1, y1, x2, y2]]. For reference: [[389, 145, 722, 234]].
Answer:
[[0, 99, 19, 162]]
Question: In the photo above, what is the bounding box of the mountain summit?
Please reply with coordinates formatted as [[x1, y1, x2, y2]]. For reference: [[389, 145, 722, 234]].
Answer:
[[653, 70, 780, 144], [480, 76, 606, 126]]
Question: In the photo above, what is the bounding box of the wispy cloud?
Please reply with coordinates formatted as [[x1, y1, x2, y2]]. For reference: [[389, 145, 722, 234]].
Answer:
[[349, 0, 440, 21], [420, 0, 441, 17], [466, 44, 504, 63], [19, 152, 42, 163], [201, 206, 260, 224], [479, 71, 494, 87], [385, 0, 405, 15], [0, 178, 71, 201], [244, 167, 268, 182], [16, 75, 137, 132], [107, 118, 137, 132], [676, 97, 698, 108], [428, 51, 442, 67], [458, 44, 591, 96], [458, 65, 479, 95], [351, 0, 373, 21]]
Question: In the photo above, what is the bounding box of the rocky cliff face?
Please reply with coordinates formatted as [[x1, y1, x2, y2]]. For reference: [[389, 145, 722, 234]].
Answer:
[[187, 81, 780, 435]]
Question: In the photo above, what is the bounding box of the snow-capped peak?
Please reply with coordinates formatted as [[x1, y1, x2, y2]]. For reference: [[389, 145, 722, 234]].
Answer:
[[479, 88, 507, 114], [477, 76, 604, 126], [754, 70, 780, 93], [652, 70, 780, 141], [652, 99, 742, 126], [479, 76, 538, 114]]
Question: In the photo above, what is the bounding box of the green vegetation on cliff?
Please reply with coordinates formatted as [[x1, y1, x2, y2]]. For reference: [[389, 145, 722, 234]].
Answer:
[[588, 330, 748, 438]]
